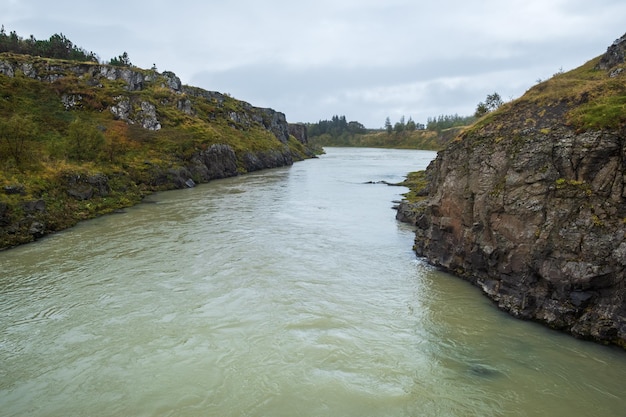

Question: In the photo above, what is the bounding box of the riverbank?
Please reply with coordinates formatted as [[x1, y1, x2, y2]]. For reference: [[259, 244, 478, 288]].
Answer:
[[0, 53, 318, 250], [1, 144, 316, 250]]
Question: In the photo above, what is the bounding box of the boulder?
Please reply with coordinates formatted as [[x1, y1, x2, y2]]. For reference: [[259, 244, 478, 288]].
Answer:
[[288, 123, 308, 144]]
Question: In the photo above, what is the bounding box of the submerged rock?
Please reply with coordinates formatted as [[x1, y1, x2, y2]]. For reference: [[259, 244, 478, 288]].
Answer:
[[467, 364, 503, 378]]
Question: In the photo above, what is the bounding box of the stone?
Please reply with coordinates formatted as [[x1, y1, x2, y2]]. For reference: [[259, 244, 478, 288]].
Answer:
[[180, 144, 239, 184], [138, 101, 161, 131], [0, 60, 15, 77], [262, 110, 290, 143], [61, 94, 83, 110], [161, 71, 182, 91], [110, 97, 132, 122], [596, 32, 626, 70], [109, 98, 161, 131], [65, 173, 110, 200], [288, 123, 309, 145], [4, 184, 25, 195], [21, 62, 36, 78], [67, 186, 93, 200], [177, 98, 194, 115], [28, 221, 45, 237], [21, 200, 46, 213]]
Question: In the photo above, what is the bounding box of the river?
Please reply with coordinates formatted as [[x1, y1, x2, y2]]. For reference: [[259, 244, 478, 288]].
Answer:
[[1, 147, 625, 416]]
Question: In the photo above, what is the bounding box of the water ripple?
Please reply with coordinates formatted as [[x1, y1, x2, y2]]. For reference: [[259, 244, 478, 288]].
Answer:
[[1, 149, 625, 417]]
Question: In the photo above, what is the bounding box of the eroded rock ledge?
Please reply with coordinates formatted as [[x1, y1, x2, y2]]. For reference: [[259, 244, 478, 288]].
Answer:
[[399, 128, 625, 348], [397, 36, 626, 349]]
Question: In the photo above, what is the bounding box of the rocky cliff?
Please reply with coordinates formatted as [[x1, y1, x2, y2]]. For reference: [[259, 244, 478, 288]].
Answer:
[[0, 54, 316, 249], [398, 34, 626, 348]]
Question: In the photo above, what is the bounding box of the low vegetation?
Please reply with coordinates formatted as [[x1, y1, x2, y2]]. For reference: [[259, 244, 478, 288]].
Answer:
[[307, 114, 474, 150], [465, 56, 626, 137], [398, 171, 429, 204], [0, 30, 313, 249]]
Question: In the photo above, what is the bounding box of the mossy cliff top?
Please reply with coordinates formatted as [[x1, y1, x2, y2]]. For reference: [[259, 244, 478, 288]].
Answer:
[[463, 34, 626, 142]]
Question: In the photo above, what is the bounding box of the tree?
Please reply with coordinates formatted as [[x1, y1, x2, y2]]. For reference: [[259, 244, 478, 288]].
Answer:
[[475, 92, 503, 117], [47, 33, 74, 59], [103, 122, 133, 162], [394, 116, 406, 133], [485, 92, 503, 110], [347, 121, 366, 134], [385, 117, 392, 134], [406, 117, 416, 131], [0, 28, 97, 61], [0, 25, 8, 53], [474, 102, 489, 118], [0, 115, 38, 166], [66, 118, 105, 161], [109, 52, 132, 67], [8, 30, 19, 52], [306, 115, 366, 139]]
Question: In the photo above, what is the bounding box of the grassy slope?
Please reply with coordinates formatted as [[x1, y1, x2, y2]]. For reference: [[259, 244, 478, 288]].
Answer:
[[0, 53, 310, 248], [464, 56, 626, 138], [399, 53, 626, 206]]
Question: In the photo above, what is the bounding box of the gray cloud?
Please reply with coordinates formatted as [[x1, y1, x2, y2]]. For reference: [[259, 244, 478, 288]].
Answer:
[[2, 0, 625, 127]]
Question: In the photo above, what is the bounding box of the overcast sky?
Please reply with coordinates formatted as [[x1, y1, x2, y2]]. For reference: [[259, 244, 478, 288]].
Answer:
[[2, 0, 625, 128]]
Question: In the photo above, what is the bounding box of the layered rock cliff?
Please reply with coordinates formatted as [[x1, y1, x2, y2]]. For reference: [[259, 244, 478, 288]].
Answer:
[[398, 35, 626, 348], [0, 53, 315, 249]]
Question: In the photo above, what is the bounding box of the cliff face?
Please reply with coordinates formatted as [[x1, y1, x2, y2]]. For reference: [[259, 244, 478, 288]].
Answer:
[[0, 56, 305, 147], [0, 54, 315, 249], [399, 35, 626, 348]]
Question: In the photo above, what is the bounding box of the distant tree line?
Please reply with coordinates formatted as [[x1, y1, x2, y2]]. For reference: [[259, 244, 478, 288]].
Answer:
[[0, 26, 98, 62], [0, 26, 133, 67], [310, 113, 478, 138], [384, 92, 503, 133], [426, 114, 476, 132], [310, 106, 493, 139], [384, 116, 424, 134], [307, 115, 367, 138], [385, 114, 476, 134]]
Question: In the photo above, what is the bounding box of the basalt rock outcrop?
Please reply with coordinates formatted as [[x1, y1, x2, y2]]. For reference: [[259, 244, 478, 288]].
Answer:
[[0, 53, 316, 249], [398, 34, 626, 348]]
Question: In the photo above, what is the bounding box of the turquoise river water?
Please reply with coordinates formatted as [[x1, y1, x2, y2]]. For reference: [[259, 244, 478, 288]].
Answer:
[[1, 147, 625, 416]]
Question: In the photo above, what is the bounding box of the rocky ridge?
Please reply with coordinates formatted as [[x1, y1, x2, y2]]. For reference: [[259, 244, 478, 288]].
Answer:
[[0, 54, 314, 249], [0, 56, 306, 145], [397, 34, 626, 348]]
